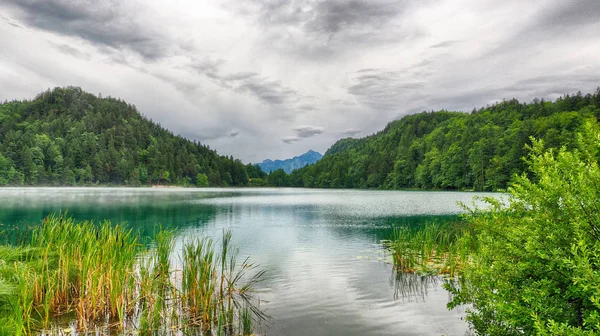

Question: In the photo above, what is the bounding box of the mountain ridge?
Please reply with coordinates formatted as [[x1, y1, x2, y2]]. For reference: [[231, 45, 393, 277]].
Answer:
[[258, 150, 323, 173]]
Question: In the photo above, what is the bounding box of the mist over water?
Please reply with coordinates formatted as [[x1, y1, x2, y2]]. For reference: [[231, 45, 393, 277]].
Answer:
[[0, 188, 498, 335]]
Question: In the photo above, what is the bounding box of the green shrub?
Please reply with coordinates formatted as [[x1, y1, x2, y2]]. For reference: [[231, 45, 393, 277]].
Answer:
[[447, 123, 600, 335]]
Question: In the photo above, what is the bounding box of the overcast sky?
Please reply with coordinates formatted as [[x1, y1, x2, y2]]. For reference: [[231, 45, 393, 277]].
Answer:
[[1, 0, 599, 162]]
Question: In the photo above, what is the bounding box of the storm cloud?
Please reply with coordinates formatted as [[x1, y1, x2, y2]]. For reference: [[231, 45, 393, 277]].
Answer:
[[3, 0, 176, 60], [229, 0, 424, 60], [0, 0, 598, 162]]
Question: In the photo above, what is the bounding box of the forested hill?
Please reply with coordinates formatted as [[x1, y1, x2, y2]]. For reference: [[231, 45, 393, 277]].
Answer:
[[279, 89, 600, 191], [0, 87, 263, 186]]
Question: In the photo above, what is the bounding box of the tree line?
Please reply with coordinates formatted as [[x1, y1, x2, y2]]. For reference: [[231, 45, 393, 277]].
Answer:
[[268, 88, 600, 191], [3, 87, 599, 190], [0, 87, 267, 187]]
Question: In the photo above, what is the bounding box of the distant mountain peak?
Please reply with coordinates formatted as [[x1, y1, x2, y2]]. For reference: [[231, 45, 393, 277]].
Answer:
[[258, 150, 323, 174]]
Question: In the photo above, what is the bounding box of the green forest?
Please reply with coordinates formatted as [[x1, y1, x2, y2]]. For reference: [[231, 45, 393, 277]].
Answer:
[[2, 87, 600, 191], [273, 88, 600, 191], [0, 87, 267, 187]]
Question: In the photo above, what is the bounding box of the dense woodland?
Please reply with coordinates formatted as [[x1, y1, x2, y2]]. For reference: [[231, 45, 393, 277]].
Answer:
[[0, 87, 267, 187], [272, 88, 600, 191]]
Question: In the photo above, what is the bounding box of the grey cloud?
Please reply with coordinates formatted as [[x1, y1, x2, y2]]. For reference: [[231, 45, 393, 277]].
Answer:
[[510, 73, 600, 94], [190, 58, 226, 76], [152, 73, 200, 96], [222, 72, 259, 81], [424, 89, 504, 113], [497, 73, 600, 104], [483, 1, 600, 59], [302, 0, 406, 34], [348, 69, 426, 111], [231, 0, 424, 60], [52, 43, 91, 60], [293, 125, 324, 138], [356, 68, 380, 73], [331, 98, 356, 106], [185, 128, 238, 142], [1, 14, 23, 28], [187, 59, 307, 110], [246, 0, 407, 33], [537, 0, 600, 29], [430, 40, 460, 48], [280, 125, 325, 145], [3, 0, 172, 60], [298, 104, 316, 111], [339, 128, 361, 137], [201, 68, 314, 113], [413, 59, 434, 68], [281, 136, 300, 144], [236, 79, 297, 105]]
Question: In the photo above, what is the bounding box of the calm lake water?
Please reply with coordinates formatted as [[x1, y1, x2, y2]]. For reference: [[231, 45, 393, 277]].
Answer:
[[0, 188, 497, 335]]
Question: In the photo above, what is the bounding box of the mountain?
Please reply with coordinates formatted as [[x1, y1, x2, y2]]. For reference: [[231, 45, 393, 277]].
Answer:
[[0, 86, 263, 186], [281, 89, 600, 191], [258, 150, 323, 174]]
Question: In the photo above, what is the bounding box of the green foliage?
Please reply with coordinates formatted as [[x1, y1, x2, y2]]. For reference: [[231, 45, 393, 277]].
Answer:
[[0, 87, 254, 187], [196, 173, 209, 187], [267, 168, 288, 187], [0, 153, 18, 186], [245, 163, 268, 180], [447, 122, 600, 335], [0, 216, 265, 334], [280, 90, 600, 190]]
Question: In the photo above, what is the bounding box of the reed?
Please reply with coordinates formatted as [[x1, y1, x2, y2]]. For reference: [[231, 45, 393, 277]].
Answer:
[[180, 230, 266, 335], [0, 214, 266, 335], [388, 220, 471, 277]]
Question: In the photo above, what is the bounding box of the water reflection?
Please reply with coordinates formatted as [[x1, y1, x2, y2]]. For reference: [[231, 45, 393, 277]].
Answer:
[[391, 271, 440, 301], [0, 188, 497, 336]]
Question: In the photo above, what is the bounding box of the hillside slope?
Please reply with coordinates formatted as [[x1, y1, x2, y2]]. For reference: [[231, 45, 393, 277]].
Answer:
[[258, 150, 323, 173], [0, 87, 256, 186], [284, 89, 600, 191]]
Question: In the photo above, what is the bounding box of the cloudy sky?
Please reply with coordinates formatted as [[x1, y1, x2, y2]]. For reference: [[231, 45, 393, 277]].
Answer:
[[1, 0, 599, 162]]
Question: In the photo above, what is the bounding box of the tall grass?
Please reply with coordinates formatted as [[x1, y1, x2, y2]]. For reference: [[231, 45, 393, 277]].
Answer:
[[180, 231, 267, 334], [0, 214, 266, 335], [388, 220, 472, 277]]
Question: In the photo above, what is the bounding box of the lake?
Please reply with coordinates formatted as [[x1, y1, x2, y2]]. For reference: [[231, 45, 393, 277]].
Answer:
[[0, 188, 496, 335]]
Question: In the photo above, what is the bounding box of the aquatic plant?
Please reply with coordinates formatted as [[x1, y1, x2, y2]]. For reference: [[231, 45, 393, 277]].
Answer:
[[0, 215, 266, 335], [388, 220, 471, 277]]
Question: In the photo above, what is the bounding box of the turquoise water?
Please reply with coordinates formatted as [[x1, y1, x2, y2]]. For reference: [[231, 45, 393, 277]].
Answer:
[[0, 187, 495, 335]]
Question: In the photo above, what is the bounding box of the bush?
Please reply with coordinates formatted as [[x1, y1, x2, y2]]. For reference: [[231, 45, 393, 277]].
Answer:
[[195, 173, 209, 187], [448, 123, 600, 335]]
